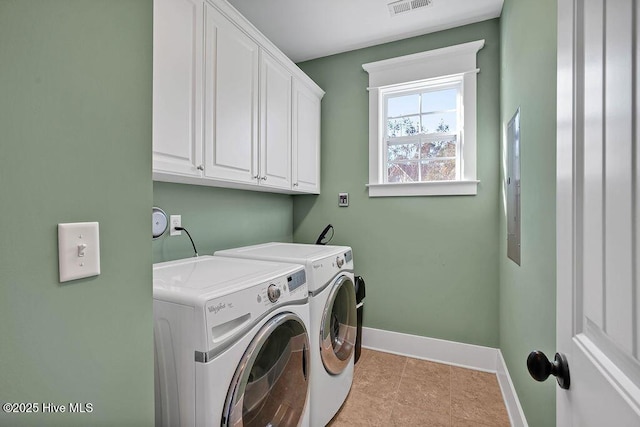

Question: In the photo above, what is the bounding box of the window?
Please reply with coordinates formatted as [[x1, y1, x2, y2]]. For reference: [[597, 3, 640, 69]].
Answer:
[[363, 40, 484, 197], [385, 80, 461, 183]]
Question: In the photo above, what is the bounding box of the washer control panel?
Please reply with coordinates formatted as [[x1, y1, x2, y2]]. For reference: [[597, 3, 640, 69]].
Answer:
[[287, 269, 306, 291], [267, 284, 281, 303], [205, 267, 308, 351]]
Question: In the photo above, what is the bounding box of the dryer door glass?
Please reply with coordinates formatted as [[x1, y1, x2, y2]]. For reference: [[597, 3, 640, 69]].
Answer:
[[223, 313, 310, 427], [320, 275, 357, 375]]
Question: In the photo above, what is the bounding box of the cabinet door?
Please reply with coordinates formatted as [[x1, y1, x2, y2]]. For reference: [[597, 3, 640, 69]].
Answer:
[[260, 52, 292, 190], [153, 0, 203, 177], [292, 81, 321, 193], [203, 3, 259, 184]]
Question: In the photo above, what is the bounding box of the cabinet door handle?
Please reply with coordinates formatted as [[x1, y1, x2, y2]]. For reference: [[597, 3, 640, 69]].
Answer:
[[293, 183, 299, 187], [196, 165, 204, 171], [252, 175, 259, 180], [261, 176, 268, 181]]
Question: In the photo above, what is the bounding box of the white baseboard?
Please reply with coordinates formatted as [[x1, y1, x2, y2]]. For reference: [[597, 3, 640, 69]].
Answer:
[[360, 326, 498, 372], [496, 349, 529, 427], [360, 327, 528, 426]]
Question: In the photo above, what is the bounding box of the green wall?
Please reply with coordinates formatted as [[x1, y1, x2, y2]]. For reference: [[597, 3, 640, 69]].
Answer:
[[0, 1, 557, 424], [153, 183, 293, 262], [294, 20, 501, 347], [499, 0, 557, 426], [0, 1, 154, 426]]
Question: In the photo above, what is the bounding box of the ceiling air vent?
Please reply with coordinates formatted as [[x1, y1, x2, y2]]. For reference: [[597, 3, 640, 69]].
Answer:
[[388, 0, 433, 17]]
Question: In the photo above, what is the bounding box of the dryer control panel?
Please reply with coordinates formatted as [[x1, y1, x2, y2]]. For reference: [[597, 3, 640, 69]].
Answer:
[[309, 249, 354, 288]]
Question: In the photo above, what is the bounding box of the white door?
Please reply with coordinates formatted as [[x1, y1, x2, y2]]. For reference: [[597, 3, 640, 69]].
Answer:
[[203, 2, 259, 184], [556, 0, 640, 425], [152, 0, 203, 177], [292, 81, 321, 193], [259, 52, 292, 190]]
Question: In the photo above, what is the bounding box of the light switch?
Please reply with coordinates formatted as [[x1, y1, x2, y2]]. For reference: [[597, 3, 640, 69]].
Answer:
[[58, 222, 101, 282], [339, 193, 349, 207]]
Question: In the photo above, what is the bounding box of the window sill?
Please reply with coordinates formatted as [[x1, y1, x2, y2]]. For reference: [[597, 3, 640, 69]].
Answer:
[[366, 180, 479, 197]]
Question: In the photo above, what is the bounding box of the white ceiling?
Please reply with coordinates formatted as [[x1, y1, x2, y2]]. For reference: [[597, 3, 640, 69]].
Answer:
[[227, 0, 504, 63]]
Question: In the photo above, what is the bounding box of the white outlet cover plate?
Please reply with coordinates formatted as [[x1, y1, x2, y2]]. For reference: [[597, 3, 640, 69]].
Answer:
[[170, 215, 182, 236], [58, 222, 101, 282]]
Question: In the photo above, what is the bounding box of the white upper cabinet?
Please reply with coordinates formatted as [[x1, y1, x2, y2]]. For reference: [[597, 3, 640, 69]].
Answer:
[[153, 0, 324, 194], [293, 81, 322, 193], [153, 0, 203, 178], [203, 3, 259, 184], [260, 52, 292, 190]]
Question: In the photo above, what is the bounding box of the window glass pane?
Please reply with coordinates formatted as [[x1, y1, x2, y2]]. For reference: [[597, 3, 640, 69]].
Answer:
[[421, 112, 457, 133], [387, 162, 419, 182], [387, 116, 420, 137], [421, 159, 456, 181], [421, 88, 458, 112], [388, 143, 419, 162], [421, 140, 456, 158], [387, 94, 419, 117]]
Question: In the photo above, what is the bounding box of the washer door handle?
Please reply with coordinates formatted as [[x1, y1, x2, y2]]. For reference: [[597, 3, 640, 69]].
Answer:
[[302, 341, 308, 381]]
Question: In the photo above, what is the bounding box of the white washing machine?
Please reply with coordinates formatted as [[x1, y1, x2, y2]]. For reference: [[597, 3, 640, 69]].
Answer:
[[153, 255, 311, 427], [215, 243, 357, 427]]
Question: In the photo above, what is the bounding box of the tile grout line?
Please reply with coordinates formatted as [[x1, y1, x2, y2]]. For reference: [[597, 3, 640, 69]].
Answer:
[[391, 356, 409, 424], [449, 365, 453, 427], [394, 356, 406, 421]]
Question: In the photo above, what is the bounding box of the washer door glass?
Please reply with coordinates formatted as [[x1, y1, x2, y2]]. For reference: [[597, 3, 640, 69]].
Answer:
[[320, 275, 357, 375], [223, 312, 310, 427]]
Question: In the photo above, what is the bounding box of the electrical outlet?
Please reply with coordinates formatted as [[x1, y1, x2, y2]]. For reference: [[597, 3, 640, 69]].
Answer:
[[339, 193, 349, 207], [170, 215, 182, 236]]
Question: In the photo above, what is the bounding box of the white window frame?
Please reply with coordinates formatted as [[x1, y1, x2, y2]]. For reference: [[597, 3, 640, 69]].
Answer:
[[363, 40, 484, 197]]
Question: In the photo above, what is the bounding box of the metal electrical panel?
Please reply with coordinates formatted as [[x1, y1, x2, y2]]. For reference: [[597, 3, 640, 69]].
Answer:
[[507, 108, 521, 265]]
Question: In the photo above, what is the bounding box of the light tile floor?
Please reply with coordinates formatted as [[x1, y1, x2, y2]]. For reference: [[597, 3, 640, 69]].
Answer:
[[328, 349, 511, 427]]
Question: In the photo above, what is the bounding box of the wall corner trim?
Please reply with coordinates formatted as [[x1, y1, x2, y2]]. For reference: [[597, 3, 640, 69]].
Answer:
[[496, 349, 529, 427], [360, 327, 528, 426]]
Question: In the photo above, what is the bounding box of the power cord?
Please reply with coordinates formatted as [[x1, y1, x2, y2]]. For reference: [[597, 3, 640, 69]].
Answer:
[[315, 224, 334, 245], [174, 226, 199, 257]]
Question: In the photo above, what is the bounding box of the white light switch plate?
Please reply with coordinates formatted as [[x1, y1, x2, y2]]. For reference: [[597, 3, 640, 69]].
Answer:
[[58, 222, 101, 282]]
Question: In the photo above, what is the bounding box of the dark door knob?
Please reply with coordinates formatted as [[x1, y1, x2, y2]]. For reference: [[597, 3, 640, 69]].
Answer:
[[527, 350, 570, 390]]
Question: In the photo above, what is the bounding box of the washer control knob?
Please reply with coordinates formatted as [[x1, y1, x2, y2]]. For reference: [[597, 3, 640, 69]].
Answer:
[[267, 284, 281, 303], [336, 257, 344, 268]]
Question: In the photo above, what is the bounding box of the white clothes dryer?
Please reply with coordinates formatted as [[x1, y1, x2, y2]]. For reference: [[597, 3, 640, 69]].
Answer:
[[215, 243, 357, 427], [153, 255, 311, 427]]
